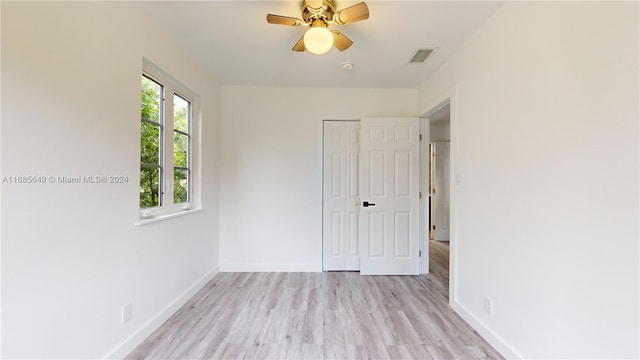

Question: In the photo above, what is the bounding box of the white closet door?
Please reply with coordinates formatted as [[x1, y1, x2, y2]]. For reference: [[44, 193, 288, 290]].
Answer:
[[323, 121, 360, 271], [359, 118, 420, 275]]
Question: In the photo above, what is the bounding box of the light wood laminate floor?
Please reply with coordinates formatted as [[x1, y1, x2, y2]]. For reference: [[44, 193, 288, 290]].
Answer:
[[127, 241, 502, 359]]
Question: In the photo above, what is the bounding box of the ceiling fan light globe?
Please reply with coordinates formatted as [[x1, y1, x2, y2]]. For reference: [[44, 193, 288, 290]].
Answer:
[[304, 27, 334, 54]]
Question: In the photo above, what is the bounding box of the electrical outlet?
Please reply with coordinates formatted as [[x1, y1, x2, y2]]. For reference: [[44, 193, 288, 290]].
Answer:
[[121, 303, 132, 325], [484, 297, 493, 316]]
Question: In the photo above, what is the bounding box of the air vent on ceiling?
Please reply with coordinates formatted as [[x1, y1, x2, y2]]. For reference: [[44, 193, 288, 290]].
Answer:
[[409, 48, 434, 64]]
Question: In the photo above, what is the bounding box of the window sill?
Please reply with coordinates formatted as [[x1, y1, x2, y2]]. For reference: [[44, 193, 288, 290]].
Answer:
[[134, 208, 203, 226]]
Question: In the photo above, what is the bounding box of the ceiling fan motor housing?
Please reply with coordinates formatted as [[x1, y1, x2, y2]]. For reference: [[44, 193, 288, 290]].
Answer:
[[302, 0, 336, 24]]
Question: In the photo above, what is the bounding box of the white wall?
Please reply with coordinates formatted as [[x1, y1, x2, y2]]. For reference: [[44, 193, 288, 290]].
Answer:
[[430, 120, 450, 142], [1, 2, 220, 358], [220, 86, 417, 271], [418, 2, 639, 358]]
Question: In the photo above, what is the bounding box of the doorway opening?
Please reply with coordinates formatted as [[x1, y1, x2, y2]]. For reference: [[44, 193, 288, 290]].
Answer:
[[420, 98, 454, 301], [427, 103, 451, 291], [428, 104, 451, 242]]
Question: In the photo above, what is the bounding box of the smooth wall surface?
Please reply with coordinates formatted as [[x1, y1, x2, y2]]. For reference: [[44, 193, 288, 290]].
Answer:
[[430, 120, 450, 142], [220, 86, 417, 271], [418, 2, 639, 358], [1, 2, 220, 358]]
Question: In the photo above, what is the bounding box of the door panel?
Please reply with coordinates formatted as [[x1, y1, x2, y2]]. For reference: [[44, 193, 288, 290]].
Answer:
[[323, 121, 360, 271], [394, 212, 411, 257], [369, 151, 386, 196], [394, 151, 411, 196], [369, 211, 385, 257], [359, 118, 420, 275], [349, 212, 359, 256]]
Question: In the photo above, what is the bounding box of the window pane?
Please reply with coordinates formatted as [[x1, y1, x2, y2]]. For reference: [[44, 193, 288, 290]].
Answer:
[[174, 133, 188, 167], [141, 76, 162, 122], [173, 94, 189, 133], [140, 167, 161, 208], [174, 168, 189, 204], [141, 122, 161, 165]]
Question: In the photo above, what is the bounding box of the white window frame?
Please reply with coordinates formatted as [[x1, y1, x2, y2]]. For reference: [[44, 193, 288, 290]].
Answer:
[[139, 59, 200, 221]]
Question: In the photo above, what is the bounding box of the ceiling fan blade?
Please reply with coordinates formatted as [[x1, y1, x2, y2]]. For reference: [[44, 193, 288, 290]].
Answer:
[[267, 14, 304, 26], [334, 2, 369, 25], [331, 30, 353, 51], [292, 35, 305, 52]]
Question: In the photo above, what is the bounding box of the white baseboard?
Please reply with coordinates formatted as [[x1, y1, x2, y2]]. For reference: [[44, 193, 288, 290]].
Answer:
[[220, 263, 322, 272], [103, 265, 220, 359], [451, 300, 523, 359]]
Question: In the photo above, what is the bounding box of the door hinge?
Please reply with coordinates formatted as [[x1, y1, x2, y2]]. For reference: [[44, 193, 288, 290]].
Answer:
[[419, 192, 422, 199], [433, 225, 436, 230], [419, 134, 423, 141], [419, 250, 422, 257]]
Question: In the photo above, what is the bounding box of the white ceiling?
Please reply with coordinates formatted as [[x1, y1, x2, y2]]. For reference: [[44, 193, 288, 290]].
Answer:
[[141, 1, 503, 88]]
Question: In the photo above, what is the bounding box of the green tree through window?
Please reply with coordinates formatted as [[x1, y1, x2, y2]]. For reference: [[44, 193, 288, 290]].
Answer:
[[140, 76, 162, 209], [173, 94, 190, 204]]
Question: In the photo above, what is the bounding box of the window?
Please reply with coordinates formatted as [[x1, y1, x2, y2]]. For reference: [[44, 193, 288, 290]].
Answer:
[[139, 62, 196, 218], [172, 94, 190, 204], [140, 76, 163, 208]]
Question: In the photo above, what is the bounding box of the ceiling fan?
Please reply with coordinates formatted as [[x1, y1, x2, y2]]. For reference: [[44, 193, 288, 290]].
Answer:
[[266, 0, 369, 55]]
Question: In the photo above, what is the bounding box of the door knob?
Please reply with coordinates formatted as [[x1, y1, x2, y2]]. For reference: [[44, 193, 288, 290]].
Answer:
[[362, 201, 376, 207]]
